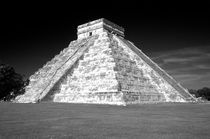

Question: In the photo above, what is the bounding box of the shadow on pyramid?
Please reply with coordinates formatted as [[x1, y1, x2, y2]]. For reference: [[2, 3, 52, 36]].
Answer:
[[15, 18, 197, 105]]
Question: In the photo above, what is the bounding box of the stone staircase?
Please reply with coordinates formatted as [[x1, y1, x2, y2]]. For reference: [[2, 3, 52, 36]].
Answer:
[[16, 36, 97, 103]]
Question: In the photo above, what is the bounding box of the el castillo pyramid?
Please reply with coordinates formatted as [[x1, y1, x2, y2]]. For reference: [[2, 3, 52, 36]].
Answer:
[[15, 18, 196, 105]]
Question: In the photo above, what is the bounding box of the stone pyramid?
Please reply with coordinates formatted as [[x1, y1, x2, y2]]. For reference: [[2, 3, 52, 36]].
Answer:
[[16, 18, 196, 105]]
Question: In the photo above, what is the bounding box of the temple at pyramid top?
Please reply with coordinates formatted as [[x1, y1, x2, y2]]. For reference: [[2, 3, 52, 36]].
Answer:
[[77, 18, 125, 39]]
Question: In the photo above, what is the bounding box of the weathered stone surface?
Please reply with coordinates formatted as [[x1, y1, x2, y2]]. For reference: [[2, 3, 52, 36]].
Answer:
[[15, 18, 196, 105], [16, 36, 97, 103]]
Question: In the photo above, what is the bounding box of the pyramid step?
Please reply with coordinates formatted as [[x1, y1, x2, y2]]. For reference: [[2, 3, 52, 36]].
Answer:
[[38, 36, 98, 101], [117, 37, 196, 102], [16, 37, 96, 103]]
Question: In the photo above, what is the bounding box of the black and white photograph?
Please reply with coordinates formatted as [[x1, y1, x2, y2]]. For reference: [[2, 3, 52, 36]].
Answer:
[[1, 1, 210, 138]]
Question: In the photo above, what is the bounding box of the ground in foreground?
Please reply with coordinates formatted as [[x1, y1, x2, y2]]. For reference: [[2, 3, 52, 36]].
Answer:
[[0, 102, 210, 139]]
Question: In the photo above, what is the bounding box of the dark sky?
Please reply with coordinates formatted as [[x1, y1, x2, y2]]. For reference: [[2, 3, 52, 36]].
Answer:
[[1, 1, 210, 89]]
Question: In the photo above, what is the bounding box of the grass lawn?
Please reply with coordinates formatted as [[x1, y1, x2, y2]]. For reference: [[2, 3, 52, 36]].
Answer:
[[0, 102, 210, 139]]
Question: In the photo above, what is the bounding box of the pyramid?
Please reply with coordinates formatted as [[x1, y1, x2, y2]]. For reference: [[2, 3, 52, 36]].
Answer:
[[15, 18, 196, 105]]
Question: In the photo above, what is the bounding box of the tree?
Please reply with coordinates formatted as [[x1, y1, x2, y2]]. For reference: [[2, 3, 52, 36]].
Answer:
[[188, 89, 199, 97], [197, 87, 210, 101], [0, 64, 27, 101], [189, 87, 210, 101]]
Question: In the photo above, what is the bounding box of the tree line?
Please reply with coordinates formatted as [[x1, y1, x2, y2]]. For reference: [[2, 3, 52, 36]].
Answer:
[[0, 64, 28, 101], [188, 88, 210, 101]]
